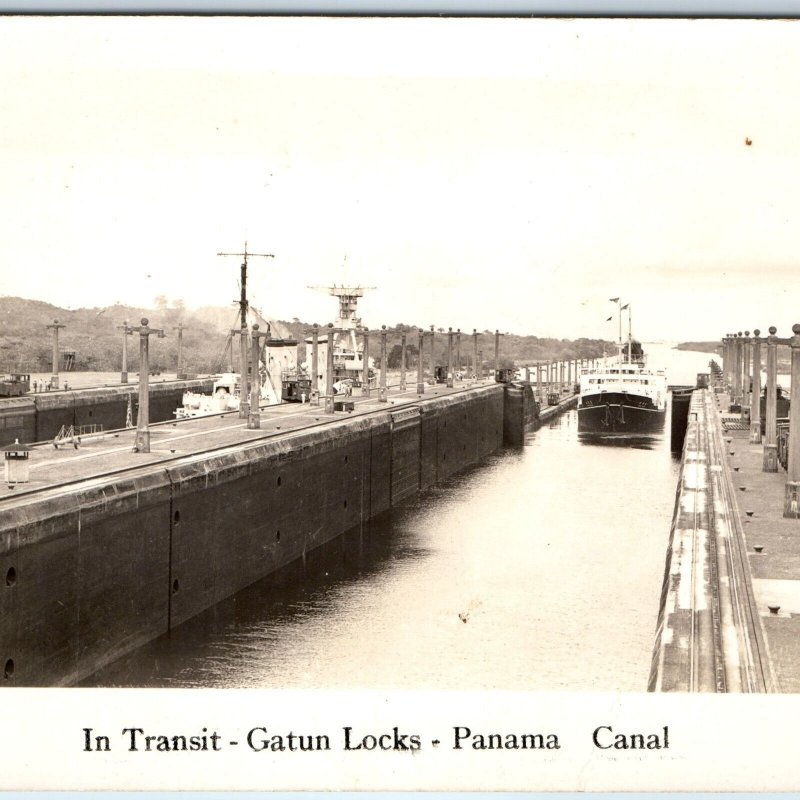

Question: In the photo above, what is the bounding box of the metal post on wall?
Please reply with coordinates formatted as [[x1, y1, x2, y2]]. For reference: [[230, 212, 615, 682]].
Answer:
[[131, 318, 165, 453], [361, 328, 370, 398], [379, 325, 388, 403], [175, 322, 187, 380], [248, 323, 269, 429], [763, 326, 779, 472], [446, 327, 454, 388], [310, 323, 320, 405], [118, 320, 132, 384], [750, 329, 762, 444], [46, 319, 66, 390], [742, 331, 751, 416], [399, 331, 407, 391], [325, 323, 336, 414], [784, 324, 800, 517], [416, 327, 425, 394], [472, 329, 479, 382], [429, 325, 436, 385], [733, 332, 743, 409], [456, 329, 461, 378]]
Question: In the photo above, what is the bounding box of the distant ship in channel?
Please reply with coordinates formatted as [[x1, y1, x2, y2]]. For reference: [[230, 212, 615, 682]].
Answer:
[[577, 305, 667, 434]]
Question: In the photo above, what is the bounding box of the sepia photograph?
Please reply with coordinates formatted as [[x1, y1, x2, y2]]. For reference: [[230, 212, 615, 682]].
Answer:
[[1, 12, 800, 790]]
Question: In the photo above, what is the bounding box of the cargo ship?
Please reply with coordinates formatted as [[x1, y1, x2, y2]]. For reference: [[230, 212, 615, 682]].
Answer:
[[577, 304, 667, 434]]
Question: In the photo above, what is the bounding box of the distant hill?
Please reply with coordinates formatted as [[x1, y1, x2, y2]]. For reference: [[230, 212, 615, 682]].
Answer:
[[676, 341, 722, 354], [0, 296, 613, 374]]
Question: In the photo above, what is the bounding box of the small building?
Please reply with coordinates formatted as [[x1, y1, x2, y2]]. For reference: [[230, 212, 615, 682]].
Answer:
[[3, 439, 31, 483]]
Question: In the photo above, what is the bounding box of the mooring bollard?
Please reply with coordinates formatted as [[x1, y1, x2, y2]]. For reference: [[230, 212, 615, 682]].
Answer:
[[764, 326, 779, 472], [783, 324, 800, 517], [750, 329, 762, 443]]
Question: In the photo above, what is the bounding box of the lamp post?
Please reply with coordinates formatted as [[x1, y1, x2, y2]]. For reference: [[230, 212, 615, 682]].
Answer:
[[361, 328, 370, 398], [416, 327, 425, 394], [248, 323, 270, 429], [310, 323, 320, 405], [429, 325, 436, 385], [446, 327, 454, 388], [326, 323, 336, 414], [131, 318, 165, 453], [399, 331, 407, 391], [456, 329, 462, 378], [46, 319, 66, 390], [785, 324, 800, 517], [764, 326, 779, 472], [750, 330, 762, 444], [472, 329, 480, 381], [118, 320, 132, 384], [494, 329, 502, 378], [379, 325, 388, 402], [742, 331, 751, 415], [175, 323, 187, 380]]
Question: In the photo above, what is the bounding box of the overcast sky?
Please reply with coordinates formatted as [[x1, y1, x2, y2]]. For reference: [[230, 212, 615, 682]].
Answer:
[[0, 16, 798, 341]]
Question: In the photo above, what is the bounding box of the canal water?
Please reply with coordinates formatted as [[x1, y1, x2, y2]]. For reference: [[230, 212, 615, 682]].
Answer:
[[82, 344, 718, 691]]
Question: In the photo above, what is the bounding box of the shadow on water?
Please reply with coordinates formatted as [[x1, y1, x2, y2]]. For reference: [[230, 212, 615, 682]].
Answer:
[[78, 486, 463, 687]]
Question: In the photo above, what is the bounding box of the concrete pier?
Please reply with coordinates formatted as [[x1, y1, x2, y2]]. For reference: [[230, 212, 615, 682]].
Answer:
[[0, 373, 574, 687], [650, 387, 784, 692]]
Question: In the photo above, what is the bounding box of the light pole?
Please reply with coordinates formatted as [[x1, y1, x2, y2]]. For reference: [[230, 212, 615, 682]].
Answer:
[[361, 328, 370, 398], [46, 319, 66, 389], [131, 318, 165, 453], [785, 324, 800, 517], [310, 323, 320, 405], [416, 327, 426, 394], [248, 323, 270, 429], [429, 325, 436, 384], [494, 329, 503, 378], [175, 323, 187, 380], [764, 327, 779, 472], [399, 331, 407, 392], [750, 330, 762, 444], [118, 320, 132, 384], [446, 327, 454, 388], [472, 329, 479, 381], [379, 325, 388, 402]]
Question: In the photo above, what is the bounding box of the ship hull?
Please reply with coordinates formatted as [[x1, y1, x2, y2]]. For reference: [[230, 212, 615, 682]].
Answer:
[[577, 391, 665, 434]]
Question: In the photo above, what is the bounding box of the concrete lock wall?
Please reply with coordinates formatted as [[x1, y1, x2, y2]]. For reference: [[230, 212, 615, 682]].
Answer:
[[0, 385, 517, 686], [0, 378, 215, 446]]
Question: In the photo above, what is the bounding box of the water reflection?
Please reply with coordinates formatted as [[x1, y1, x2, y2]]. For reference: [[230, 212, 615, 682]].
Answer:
[[82, 344, 718, 691]]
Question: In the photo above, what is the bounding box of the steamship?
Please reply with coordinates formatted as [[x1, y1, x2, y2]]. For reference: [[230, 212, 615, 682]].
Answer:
[[577, 309, 667, 434]]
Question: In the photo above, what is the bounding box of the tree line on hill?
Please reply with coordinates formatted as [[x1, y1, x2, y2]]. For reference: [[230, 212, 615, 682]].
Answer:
[[0, 296, 613, 374]]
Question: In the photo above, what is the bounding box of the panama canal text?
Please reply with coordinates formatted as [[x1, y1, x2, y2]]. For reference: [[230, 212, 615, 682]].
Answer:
[[81, 725, 670, 753]]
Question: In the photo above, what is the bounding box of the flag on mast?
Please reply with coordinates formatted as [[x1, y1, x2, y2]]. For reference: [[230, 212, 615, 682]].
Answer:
[[621, 303, 629, 310], [606, 316, 613, 322], [609, 297, 620, 303]]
